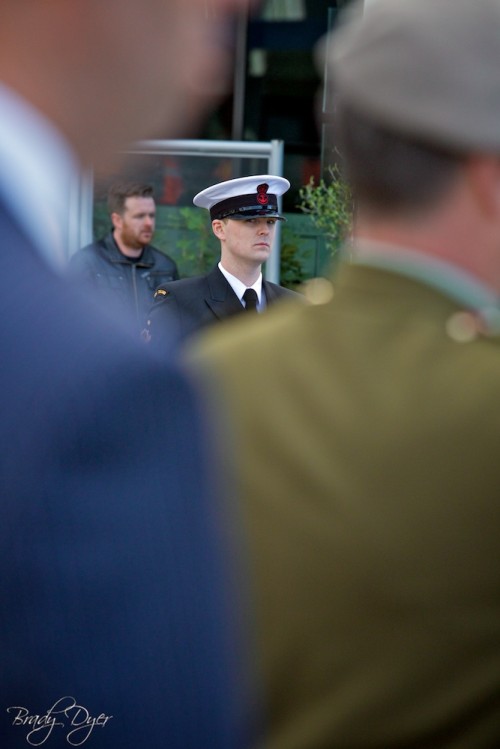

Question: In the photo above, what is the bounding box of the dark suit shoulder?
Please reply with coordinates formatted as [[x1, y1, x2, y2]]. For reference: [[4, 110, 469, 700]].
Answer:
[[67, 238, 107, 272], [152, 275, 208, 304], [72, 235, 111, 258], [264, 280, 302, 301], [73, 236, 106, 254]]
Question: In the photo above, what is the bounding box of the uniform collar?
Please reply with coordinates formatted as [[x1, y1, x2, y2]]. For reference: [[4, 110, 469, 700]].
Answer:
[[105, 232, 154, 267], [352, 239, 498, 307], [350, 239, 500, 334], [218, 262, 264, 308]]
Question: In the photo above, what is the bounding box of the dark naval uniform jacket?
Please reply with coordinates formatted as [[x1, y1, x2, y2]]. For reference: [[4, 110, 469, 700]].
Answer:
[[146, 264, 298, 346]]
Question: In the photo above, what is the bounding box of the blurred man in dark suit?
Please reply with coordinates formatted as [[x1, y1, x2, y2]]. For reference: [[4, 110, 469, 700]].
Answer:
[[0, 1, 252, 748]]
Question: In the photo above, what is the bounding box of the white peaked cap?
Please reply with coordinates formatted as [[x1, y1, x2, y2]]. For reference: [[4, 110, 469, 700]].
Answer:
[[193, 175, 290, 221]]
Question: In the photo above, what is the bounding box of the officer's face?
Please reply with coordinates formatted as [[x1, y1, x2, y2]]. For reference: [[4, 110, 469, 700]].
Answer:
[[113, 197, 156, 250], [215, 217, 277, 267]]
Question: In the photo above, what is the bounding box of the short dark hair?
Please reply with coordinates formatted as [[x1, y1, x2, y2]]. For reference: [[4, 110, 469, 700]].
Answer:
[[107, 182, 154, 216], [333, 100, 465, 216]]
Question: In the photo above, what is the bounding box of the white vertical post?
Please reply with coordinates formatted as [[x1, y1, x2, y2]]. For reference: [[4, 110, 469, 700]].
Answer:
[[265, 139, 285, 284]]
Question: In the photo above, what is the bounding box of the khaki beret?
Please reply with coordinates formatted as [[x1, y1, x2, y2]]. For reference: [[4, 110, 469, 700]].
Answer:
[[323, 0, 500, 153]]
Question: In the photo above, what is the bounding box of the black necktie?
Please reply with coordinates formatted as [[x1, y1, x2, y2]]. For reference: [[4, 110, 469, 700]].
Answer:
[[242, 288, 259, 312]]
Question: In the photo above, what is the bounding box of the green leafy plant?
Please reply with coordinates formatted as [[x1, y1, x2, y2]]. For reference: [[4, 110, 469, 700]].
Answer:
[[298, 164, 353, 259], [174, 207, 219, 276], [279, 235, 308, 289]]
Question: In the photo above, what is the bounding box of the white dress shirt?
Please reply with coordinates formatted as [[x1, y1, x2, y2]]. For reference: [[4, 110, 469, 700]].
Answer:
[[218, 262, 265, 311]]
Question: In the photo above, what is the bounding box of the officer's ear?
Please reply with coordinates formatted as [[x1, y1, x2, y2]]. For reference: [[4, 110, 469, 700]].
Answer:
[[212, 219, 226, 240]]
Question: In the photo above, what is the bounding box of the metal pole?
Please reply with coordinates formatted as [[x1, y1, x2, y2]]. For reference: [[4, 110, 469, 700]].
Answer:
[[231, 9, 249, 141], [265, 140, 285, 284]]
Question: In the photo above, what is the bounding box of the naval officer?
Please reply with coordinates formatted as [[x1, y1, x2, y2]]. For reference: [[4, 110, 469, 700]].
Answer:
[[146, 175, 299, 346]]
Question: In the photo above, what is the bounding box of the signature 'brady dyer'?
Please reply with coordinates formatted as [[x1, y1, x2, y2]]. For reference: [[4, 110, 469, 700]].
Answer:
[[7, 696, 112, 746]]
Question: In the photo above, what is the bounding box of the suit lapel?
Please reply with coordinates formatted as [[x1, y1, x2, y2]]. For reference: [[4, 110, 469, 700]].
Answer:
[[204, 266, 244, 321]]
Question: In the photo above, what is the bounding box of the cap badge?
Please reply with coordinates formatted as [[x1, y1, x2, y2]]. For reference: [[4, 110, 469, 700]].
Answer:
[[256, 183, 269, 206]]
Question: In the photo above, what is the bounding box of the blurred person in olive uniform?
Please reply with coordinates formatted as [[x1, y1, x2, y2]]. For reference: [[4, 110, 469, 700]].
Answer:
[[189, 0, 500, 747]]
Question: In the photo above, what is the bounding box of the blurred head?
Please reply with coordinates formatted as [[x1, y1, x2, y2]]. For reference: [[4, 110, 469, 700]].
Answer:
[[0, 0, 250, 167], [320, 0, 500, 217], [325, 0, 500, 154], [333, 102, 465, 218]]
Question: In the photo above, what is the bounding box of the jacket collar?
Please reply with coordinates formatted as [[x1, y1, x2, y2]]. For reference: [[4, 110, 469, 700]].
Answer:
[[204, 265, 246, 319], [351, 239, 498, 310], [203, 265, 280, 320], [218, 262, 263, 305], [103, 231, 155, 268]]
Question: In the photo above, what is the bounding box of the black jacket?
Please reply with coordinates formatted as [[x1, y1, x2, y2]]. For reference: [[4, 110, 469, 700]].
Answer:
[[146, 264, 299, 347], [69, 232, 178, 333]]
